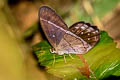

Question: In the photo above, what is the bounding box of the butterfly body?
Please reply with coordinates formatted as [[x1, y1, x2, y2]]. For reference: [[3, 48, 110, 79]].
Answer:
[[39, 6, 100, 55]]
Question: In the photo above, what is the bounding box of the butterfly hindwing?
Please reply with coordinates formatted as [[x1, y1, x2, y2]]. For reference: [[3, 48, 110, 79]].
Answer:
[[69, 22, 100, 47]]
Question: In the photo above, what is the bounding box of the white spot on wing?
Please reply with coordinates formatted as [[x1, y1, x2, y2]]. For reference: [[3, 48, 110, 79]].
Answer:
[[75, 26, 79, 29], [88, 33, 90, 35], [83, 24, 88, 28], [96, 30, 99, 33], [89, 27, 94, 31], [81, 26, 86, 30], [92, 32, 96, 34], [87, 27, 93, 32], [81, 32, 84, 34], [52, 35, 55, 37]]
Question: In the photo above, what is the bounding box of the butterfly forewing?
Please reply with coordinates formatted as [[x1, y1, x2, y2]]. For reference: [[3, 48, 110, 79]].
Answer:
[[39, 6, 68, 48]]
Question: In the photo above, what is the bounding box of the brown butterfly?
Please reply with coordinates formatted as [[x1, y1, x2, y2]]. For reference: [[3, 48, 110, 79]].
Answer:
[[39, 6, 100, 78], [39, 6, 100, 55]]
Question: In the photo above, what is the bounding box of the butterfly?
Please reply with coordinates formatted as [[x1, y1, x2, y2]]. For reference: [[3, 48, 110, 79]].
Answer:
[[39, 6, 100, 78], [39, 6, 100, 55]]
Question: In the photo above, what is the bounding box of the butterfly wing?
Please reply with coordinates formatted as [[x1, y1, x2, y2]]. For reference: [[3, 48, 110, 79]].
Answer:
[[69, 22, 100, 47], [56, 22, 100, 55], [56, 33, 90, 55], [39, 6, 68, 48]]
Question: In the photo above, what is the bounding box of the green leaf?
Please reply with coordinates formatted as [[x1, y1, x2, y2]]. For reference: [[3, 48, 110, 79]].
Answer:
[[33, 31, 120, 80], [33, 41, 86, 79]]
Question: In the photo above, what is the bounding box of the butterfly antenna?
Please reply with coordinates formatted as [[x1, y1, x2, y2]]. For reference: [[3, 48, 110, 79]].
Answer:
[[63, 54, 67, 63], [69, 54, 74, 59], [52, 54, 56, 66]]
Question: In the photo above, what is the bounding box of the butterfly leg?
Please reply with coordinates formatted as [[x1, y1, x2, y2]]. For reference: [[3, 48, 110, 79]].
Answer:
[[69, 54, 74, 59], [63, 54, 67, 63], [89, 69, 97, 80], [76, 54, 90, 78], [52, 54, 56, 66]]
